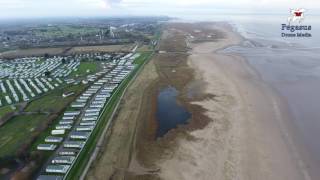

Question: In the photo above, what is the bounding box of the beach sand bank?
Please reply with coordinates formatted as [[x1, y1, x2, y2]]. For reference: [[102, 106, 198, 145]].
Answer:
[[155, 23, 310, 180], [86, 22, 311, 180]]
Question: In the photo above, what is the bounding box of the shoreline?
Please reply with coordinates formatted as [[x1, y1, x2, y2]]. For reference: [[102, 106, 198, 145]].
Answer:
[[220, 25, 319, 179], [85, 22, 313, 180], [152, 23, 310, 179]]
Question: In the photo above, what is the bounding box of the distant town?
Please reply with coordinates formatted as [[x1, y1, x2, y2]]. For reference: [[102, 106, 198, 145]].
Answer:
[[0, 17, 167, 52]]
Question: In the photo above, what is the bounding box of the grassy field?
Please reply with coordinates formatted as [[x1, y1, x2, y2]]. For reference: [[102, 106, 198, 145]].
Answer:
[[65, 51, 154, 179], [69, 62, 98, 78], [0, 83, 87, 159], [25, 84, 86, 112], [0, 114, 47, 158], [0, 106, 15, 118]]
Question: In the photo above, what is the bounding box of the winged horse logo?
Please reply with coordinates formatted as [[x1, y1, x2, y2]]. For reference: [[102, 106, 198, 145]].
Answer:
[[288, 8, 306, 24]]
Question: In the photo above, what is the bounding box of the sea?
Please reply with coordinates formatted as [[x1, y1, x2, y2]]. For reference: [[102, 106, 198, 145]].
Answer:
[[178, 13, 320, 178]]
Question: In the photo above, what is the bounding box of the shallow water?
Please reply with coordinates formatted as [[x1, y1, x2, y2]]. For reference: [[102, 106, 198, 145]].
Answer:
[[217, 14, 320, 177], [156, 86, 191, 137]]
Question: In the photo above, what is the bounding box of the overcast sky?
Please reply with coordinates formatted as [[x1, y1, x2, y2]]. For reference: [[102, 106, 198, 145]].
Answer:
[[0, 0, 319, 19]]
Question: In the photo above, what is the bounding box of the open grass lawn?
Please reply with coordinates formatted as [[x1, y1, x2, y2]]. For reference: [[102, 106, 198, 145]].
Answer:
[[25, 84, 87, 112], [0, 114, 47, 158], [69, 62, 99, 78], [0, 106, 15, 118]]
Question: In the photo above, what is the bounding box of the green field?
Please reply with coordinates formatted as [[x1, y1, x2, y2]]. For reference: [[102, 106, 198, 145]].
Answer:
[[0, 114, 47, 158], [0, 106, 15, 118], [25, 84, 86, 112], [0, 83, 86, 158], [69, 62, 99, 78]]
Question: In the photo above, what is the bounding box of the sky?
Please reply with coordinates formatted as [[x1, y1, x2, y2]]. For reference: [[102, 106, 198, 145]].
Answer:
[[0, 0, 319, 19]]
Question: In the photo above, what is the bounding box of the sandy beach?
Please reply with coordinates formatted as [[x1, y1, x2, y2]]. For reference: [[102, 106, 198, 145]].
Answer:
[[86, 22, 312, 180], [155, 24, 311, 180]]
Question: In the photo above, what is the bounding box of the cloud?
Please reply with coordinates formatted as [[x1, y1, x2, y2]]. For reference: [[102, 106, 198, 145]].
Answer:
[[0, 0, 319, 19]]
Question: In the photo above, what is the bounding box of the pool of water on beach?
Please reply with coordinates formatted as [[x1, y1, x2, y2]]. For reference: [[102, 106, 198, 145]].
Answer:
[[156, 86, 191, 137]]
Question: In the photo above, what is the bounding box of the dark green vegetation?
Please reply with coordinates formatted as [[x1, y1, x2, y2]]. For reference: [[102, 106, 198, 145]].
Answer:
[[66, 52, 154, 179], [0, 106, 15, 117], [0, 114, 47, 158]]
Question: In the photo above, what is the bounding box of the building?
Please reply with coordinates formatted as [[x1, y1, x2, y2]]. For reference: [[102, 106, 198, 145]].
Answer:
[[51, 129, 65, 135], [56, 125, 72, 130], [63, 141, 85, 149], [52, 156, 75, 164], [58, 149, 77, 156], [80, 121, 96, 126], [45, 136, 63, 143], [45, 165, 70, 174], [37, 175, 63, 180], [71, 103, 86, 108], [82, 116, 98, 121], [59, 120, 74, 125], [76, 125, 94, 132], [70, 132, 90, 140], [85, 112, 99, 116], [37, 144, 57, 151], [85, 108, 100, 113], [64, 111, 80, 116], [62, 116, 76, 120]]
